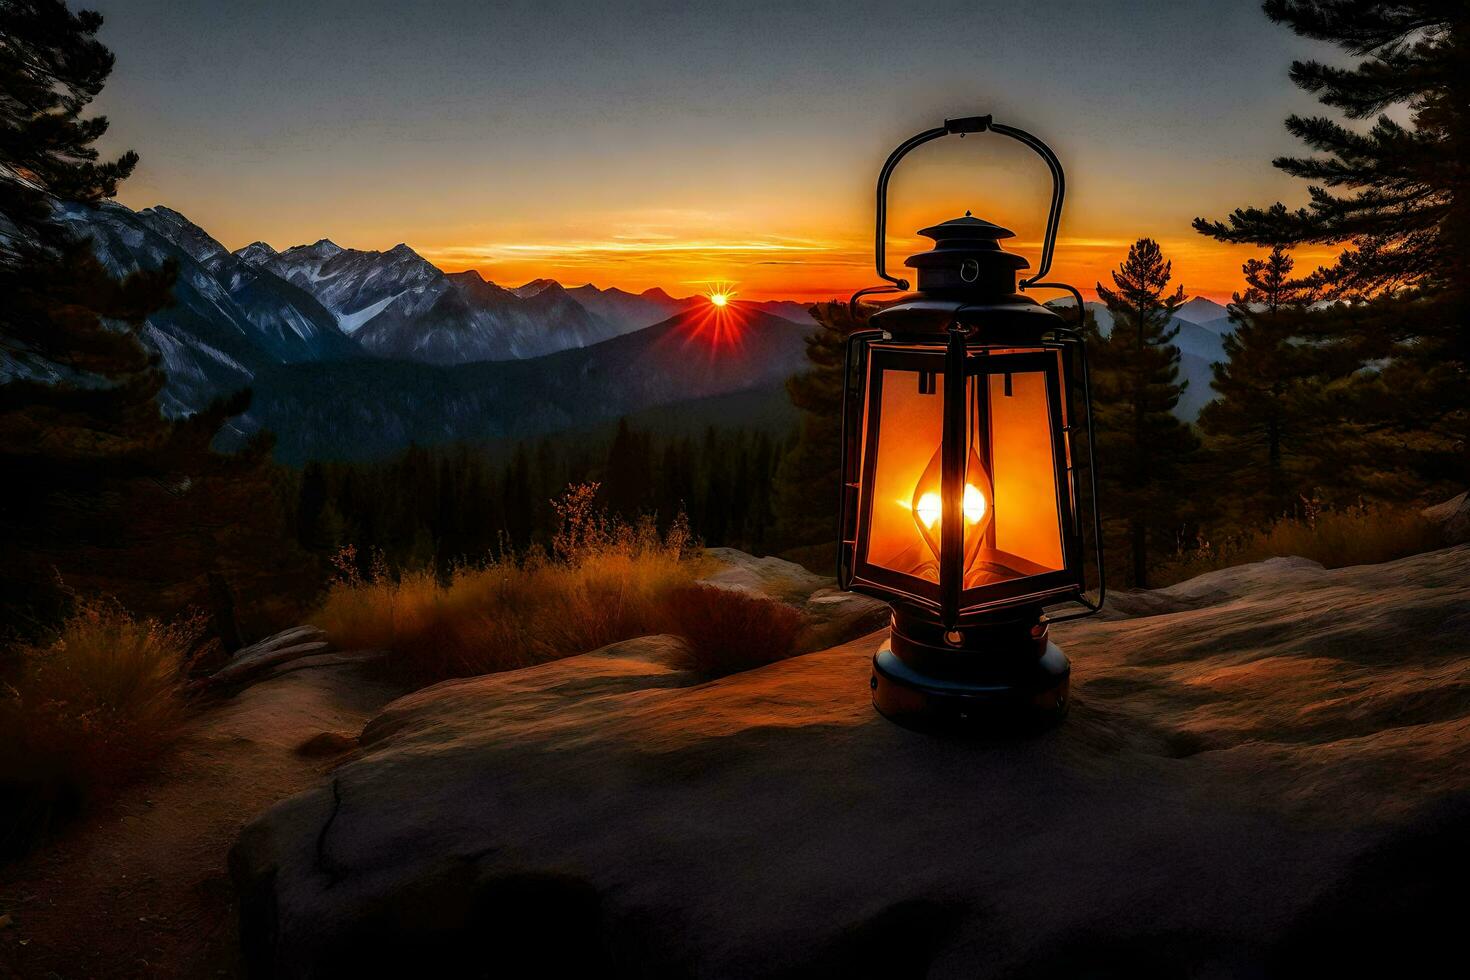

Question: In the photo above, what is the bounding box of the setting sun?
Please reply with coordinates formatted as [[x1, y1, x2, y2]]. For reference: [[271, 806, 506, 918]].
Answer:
[[704, 282, 737, 308]]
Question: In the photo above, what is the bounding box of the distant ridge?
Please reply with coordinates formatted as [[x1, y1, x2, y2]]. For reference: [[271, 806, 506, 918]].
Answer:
[[1174, 296, 1230, 324], [1044, 297, 1226, 422], [50, 201, 826, 431], [235, 306, 815, 463]]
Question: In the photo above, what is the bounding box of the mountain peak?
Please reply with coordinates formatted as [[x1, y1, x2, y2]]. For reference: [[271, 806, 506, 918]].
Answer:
[[514, 278, 562, 299], [234, 241, 278, 265], [135, 205, 230, 265], [386, 243, 418, 257], [1175, 296, 1229, 324], [141, 204, 188, 221]]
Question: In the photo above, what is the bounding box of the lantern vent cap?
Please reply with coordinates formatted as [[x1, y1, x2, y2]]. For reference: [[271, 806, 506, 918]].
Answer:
[[916, 213, 1016, 243], [904, 212, 1030, 280]]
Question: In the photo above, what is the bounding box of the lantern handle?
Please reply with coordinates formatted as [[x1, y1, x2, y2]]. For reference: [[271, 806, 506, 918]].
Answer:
[[861, 115, 1066, 306]]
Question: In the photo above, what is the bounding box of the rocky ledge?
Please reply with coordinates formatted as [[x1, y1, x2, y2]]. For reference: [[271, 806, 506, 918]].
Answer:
[[232, 546, 1470, 978]]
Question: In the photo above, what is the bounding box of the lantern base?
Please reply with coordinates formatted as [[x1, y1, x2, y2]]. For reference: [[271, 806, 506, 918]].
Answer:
[[870, 608, 1070, 731]]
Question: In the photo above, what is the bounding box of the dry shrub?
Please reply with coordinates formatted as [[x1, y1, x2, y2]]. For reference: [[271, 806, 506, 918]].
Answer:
[[661, 584, 804, 678], [0, 600, 196, 854], [313, 484, 701, 683], [1164, 498, 1445, 584]]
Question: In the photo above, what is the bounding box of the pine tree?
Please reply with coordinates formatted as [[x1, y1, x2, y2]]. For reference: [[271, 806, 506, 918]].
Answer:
[[1193, 0, 1468, 492], [1091, 239, 1200, 587], [0, 0, 306, 637], [771, 301, 864, 550], [1198, 247, 1321, 520]]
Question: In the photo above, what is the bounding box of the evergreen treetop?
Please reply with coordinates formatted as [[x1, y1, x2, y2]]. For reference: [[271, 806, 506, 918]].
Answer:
[[1192, 0, 1467, 297], [1089, 239, 1199, 587]]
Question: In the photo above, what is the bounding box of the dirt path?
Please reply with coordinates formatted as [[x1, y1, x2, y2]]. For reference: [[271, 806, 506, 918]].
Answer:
[[0, 661, 401, 979]]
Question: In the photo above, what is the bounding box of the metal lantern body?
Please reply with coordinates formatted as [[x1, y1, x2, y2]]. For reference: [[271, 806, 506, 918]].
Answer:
[[839, 117, 1103, 728]]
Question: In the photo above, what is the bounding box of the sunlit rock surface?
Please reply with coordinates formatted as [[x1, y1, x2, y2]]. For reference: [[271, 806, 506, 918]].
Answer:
[[233, 546, 1470, 978], [699, 548, 890, 651]]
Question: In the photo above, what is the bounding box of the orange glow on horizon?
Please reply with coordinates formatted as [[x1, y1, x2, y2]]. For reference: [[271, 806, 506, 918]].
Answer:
[[426, 236, 1343, 305]]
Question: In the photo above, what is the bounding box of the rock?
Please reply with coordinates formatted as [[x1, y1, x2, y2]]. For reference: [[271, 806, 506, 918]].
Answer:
[[699, 547, 831, 604], [701, 547, 889, 652], [206, 626, 333, 688], [232, 546, 1470, 977], [796, 587, 890, 652], [264, 650, 386, 682], [295, 731, 359, 758], [1424, 490, 1470, 543], [1102, 555, 1328, 619]]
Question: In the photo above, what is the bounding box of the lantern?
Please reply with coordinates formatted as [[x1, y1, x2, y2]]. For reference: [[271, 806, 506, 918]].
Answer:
[[839, 115, 1105, 728]]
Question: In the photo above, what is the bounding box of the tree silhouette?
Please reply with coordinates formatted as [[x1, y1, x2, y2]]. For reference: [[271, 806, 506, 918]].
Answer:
[[0, 0, 303, 638], [771, 301, 864, 554], [1199, 247, 1322, 519], [1193, 0, 1467, 493], [1090, 239, 1200, 587]]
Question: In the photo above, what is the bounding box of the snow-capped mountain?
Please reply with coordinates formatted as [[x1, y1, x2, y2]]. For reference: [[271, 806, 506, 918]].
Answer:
[[235, 242, 636, 362], [135, 207, 358, 367], [50, 202, 821, 431], [55, 202, 359, 415], [238, 239, 444, 335], [135, 205, 231, 266], [346, 270, 622, 363], [235, 241, 278, 265]]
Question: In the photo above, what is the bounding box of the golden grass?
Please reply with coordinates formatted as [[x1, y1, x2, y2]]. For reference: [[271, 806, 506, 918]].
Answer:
[[314, 484, 710, 682], [1163, 499, 1445, 584], [1, 600, 196, 853], [313, 483, 816, 684], [315, 548, 700, 681]]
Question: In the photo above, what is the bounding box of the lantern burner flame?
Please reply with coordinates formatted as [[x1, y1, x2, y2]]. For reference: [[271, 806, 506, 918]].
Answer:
[[912, 485, 987, 531]]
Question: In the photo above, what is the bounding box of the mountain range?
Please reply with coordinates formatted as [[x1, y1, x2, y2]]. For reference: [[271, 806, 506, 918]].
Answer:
[[1047, 296, 1234, 421], [38, 201, 818, 458], [47, 202, 816, 423], [235, 306, 812, 463]]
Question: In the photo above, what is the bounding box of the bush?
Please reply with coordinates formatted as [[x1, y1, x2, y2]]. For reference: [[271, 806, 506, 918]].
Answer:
[[0, 600, 196, 855], [662, 584, 804, 678], [1162, 497, 1445, 584], [313, 484, 702, 682], [313, 482, 816, 684]]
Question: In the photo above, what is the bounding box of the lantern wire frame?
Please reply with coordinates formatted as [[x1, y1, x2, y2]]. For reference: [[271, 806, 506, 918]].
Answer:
[[839, 114, 1105, 624]]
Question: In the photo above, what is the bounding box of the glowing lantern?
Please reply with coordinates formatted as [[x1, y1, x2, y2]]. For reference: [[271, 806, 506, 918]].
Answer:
[[838, 115, 1105, 728]]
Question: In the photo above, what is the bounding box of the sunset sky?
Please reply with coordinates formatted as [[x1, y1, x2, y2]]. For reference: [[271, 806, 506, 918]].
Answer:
[[89, 0, 1345, 301]]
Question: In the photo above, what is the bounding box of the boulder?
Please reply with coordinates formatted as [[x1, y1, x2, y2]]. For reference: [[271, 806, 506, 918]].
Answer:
[[795, 587, 890, 653], [699, 547, 831, 603], [232, 546, 1470, 978], [1424, 490, 1470, 543], [700, 547, 889, 652]]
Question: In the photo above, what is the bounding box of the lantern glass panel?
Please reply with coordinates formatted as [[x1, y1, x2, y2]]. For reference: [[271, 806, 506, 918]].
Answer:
[[852, 345, 1078, 610], [962, 365, 1065, 594], [858, 354, 945, 589]]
